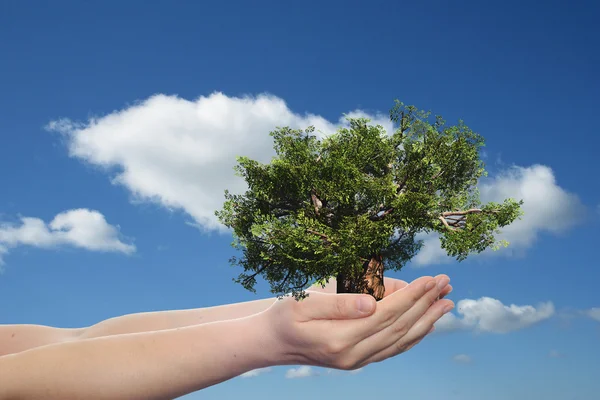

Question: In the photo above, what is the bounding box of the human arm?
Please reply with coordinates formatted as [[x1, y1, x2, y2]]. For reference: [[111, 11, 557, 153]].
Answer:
[[0, 277, 452, 356], [0, 315, 277, 400], [0, 275, 453, 400]]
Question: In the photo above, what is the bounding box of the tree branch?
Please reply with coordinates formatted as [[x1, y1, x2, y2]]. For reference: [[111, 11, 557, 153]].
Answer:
[[306, 229, 331, 244], [438, 216, 457, 231], [241, 263, 270, 286], [370, 207, 395, 221], [438, 208, 499, 232], [311, 189, 323, 216]]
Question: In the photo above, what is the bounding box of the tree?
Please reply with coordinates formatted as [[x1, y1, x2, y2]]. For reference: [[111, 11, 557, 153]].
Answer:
[[216, 101, 523, 301]]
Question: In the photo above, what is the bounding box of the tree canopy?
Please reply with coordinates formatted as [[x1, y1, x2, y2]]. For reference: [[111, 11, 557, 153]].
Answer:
[[216, 101, 523, 300]]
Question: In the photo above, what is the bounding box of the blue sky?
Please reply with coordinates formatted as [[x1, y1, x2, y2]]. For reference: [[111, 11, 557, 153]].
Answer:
[[1, 1, 599, 399]]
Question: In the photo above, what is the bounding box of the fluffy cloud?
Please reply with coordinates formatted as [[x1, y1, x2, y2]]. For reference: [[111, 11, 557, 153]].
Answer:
[[46, 92, 582, 264], [452, 354, 472, 363], [413, 165, 584, 266], [0, 209, 135, 264], [47, 92, 392, 231], [285, 366, 317, 379], [435, 296, 555, 334], [240, 367, 272, 378], [585, 308, 600, 322]]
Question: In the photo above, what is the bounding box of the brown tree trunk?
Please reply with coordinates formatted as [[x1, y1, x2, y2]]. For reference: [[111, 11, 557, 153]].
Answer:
[[336, 254, 386, 301]]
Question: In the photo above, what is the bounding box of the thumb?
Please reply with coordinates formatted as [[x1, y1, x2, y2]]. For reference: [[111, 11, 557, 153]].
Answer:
[[301, 292, 377, 320]]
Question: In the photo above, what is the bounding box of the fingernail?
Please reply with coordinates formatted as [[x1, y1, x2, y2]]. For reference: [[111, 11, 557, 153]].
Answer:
[[437, 276, 450, 290], [425, 280, 436, 291], [357, 297, 375, 314], [443, 304, 454, 313]]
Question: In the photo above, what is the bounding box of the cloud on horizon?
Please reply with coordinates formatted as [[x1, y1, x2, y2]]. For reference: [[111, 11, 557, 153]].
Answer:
[[452, 354, 473, 363], [240, 367, 272, 378], [285, 366, 317, 379], [435, 296, 555, 334], [0, 209, 135, 265]]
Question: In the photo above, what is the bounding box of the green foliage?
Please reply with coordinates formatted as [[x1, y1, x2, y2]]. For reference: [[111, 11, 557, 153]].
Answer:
[[216, 101, 523, 299]]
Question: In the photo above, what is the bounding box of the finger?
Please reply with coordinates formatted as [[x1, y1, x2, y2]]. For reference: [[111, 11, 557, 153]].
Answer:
[[433, 284, 452, 302], [382, 277, 408, 295], [349, 275, 447, 356], [401, 299, 454, 344], [374, 275, 437, 326], [439, 284, 452, 299], [394, 275, 449, 328], [361, 300, 452, 365], [383, 276, 408, 293], [297, 292, 377, 321]]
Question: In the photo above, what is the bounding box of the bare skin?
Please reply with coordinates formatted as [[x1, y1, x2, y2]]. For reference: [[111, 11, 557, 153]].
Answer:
[[0, 275, 453, 399]]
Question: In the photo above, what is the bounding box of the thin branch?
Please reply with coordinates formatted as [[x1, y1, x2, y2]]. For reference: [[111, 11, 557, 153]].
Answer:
[[241, 263, 270, 285], [431, 169, 445, 180], [370, 207, 395, 221], [441, 208, 499, 217], [389, 231, 407, 247], [438, 216, 458, 231], [438, 208, 499, 232], [306, 229, 331, 244]]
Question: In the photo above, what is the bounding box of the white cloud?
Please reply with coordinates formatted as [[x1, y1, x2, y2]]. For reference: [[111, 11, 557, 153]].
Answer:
[[412, 233, 446, 266], [240, 367, 272, 378], [435, 297, 555, 334], [548, 350, 565, 358], [452, 354, 472, 363], [0, 209, 135, 264], [585, 308, 600, 322], [325, 367, 363, 376], [285, 366, 317, 379], [47, 92, 393, 231], [413, 165, 584, 266]]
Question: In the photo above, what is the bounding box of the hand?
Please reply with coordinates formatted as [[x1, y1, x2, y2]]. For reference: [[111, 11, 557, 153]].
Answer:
[[307, 276, 453, 300], [262, 275, 454, 371]]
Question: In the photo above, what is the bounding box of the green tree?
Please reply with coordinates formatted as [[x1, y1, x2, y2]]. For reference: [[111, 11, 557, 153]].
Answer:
[[216, 101, 523, 300]]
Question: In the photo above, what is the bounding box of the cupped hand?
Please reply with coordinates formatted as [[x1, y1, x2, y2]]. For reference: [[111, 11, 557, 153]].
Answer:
[[306, 276, 453, 300], [262, 275, 454, 371]]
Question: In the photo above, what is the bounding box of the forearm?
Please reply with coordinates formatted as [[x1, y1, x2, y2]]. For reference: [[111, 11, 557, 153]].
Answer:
[[0, 314, 280, 400], [78, 297, 277, 340], [79, 283, 335, 340], [2, 289, 327, 356]]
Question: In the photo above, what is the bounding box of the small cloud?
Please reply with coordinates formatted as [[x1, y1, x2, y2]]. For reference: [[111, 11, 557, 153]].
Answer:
[[285, 366, 317, 379], [0, 209, 135, 265], [240, 367, 272, 378], [435, 297, 554, 334], [548, 350, 565, 358], [584, 308, 600, 322], [325, 367, 363, 376], [156, 244, 168, 251], [452, 354, 472, 364]]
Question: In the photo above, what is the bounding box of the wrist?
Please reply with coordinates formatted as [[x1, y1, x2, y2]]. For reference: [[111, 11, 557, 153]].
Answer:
[[214, 312, 288, 373], [250, 303, 304, 367]]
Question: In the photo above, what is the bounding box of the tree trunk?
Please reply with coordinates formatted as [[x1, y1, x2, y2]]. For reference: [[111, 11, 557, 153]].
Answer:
[[336, 254, 386, 301]]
